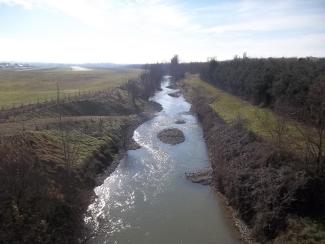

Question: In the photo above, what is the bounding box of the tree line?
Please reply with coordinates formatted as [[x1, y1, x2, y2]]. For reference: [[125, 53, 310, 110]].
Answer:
[[202, 57, 324, 111], [170, 55, 325, 174], [173, 56, 325, 125]]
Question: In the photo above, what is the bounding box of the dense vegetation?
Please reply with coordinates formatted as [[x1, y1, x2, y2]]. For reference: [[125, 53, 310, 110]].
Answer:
[[189, 93, 325, 242], [122, 63, 165, 109], [203, 58, 323, 111]]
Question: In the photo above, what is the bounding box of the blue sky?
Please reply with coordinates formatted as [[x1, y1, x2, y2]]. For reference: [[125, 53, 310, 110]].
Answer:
[[0, 0, 325, 63]]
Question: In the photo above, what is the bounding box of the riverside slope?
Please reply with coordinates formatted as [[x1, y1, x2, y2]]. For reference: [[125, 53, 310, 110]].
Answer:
[[180, 76, 325, 243], [0, 74, 162, 244]]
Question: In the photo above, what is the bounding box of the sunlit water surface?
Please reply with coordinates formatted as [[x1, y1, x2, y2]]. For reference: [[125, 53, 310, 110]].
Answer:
[[71, 66, 92, 71], [85, 76, 239, 244]]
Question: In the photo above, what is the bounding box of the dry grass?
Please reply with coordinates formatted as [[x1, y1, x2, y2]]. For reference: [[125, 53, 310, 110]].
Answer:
[[0, 68, 142, 108], [275, 217, 325, 243], [15, 115, 133, 169]]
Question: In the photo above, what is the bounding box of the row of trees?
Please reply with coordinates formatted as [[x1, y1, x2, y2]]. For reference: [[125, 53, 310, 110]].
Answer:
[[196, 57, 324, 118], [124, 63, 165, 107], [175, 56, 325, 125]]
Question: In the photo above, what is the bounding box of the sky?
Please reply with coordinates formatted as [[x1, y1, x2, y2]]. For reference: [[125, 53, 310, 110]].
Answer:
[[0, 0, 325, 64]]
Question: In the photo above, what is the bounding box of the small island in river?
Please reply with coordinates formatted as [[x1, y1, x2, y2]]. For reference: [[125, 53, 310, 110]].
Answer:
[[157, 128, 185, 145]]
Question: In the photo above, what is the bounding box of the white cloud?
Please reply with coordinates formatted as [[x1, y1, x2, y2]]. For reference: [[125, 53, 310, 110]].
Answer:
[[0, 0, 34, 8], [0, 0, 192, 31], [0, 0, 195, 62], [0, 0, 324, 63], [196, 0, 325, 34], [201, 14, 325, 34]]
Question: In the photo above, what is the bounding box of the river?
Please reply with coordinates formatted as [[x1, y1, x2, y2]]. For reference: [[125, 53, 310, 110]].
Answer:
[[85, 76, 239, 244]]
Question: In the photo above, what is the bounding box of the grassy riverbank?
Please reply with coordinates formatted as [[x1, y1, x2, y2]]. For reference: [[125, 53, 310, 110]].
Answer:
[[0, 115, 143, 243], [181, 75, 325, 243], [184, 74, 324, 157], [0, 66, 164, 243]]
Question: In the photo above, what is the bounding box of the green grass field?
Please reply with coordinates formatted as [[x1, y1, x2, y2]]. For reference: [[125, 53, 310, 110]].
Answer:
[[0, 68, 142, 108], [184, 74, 320, 153]]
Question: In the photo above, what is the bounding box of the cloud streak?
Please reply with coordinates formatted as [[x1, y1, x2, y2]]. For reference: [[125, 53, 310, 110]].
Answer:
[[0, 0, 324, 63]]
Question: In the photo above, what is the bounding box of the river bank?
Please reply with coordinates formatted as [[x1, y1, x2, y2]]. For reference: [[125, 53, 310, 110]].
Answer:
[[81, 100, 162, 242], [173, 79, 252, 243], [0, 65, 164, 243], [179, 75, 325, 243]]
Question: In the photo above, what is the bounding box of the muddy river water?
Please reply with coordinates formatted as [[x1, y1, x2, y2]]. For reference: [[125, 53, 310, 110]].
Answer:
[[85, 76, 239, 244]]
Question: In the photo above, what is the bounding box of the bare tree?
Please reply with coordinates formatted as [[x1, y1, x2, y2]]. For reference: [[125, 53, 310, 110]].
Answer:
[[170, 55, 181, 80], [56, 82, 80, 174], [297, 79, 325, 174], [125, 79, 139, 108], [255, 110, 289, 152]]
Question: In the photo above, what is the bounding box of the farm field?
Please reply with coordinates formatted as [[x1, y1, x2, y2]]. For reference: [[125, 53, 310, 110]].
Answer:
[[0, 67, 142, 108]]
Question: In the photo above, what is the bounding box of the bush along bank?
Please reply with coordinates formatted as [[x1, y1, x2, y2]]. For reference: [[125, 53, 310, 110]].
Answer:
[[0, 120, 135, 244], [180, 81, 325, 243], [0, 65, 164, 244]]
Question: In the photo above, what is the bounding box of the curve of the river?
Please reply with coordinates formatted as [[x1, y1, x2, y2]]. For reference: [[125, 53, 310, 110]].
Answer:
[[85, 76, 239, 244]]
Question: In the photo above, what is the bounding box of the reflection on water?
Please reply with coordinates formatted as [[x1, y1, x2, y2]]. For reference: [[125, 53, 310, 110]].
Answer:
[[85, 76, 239, 244], [71, 66, 92, 71]]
